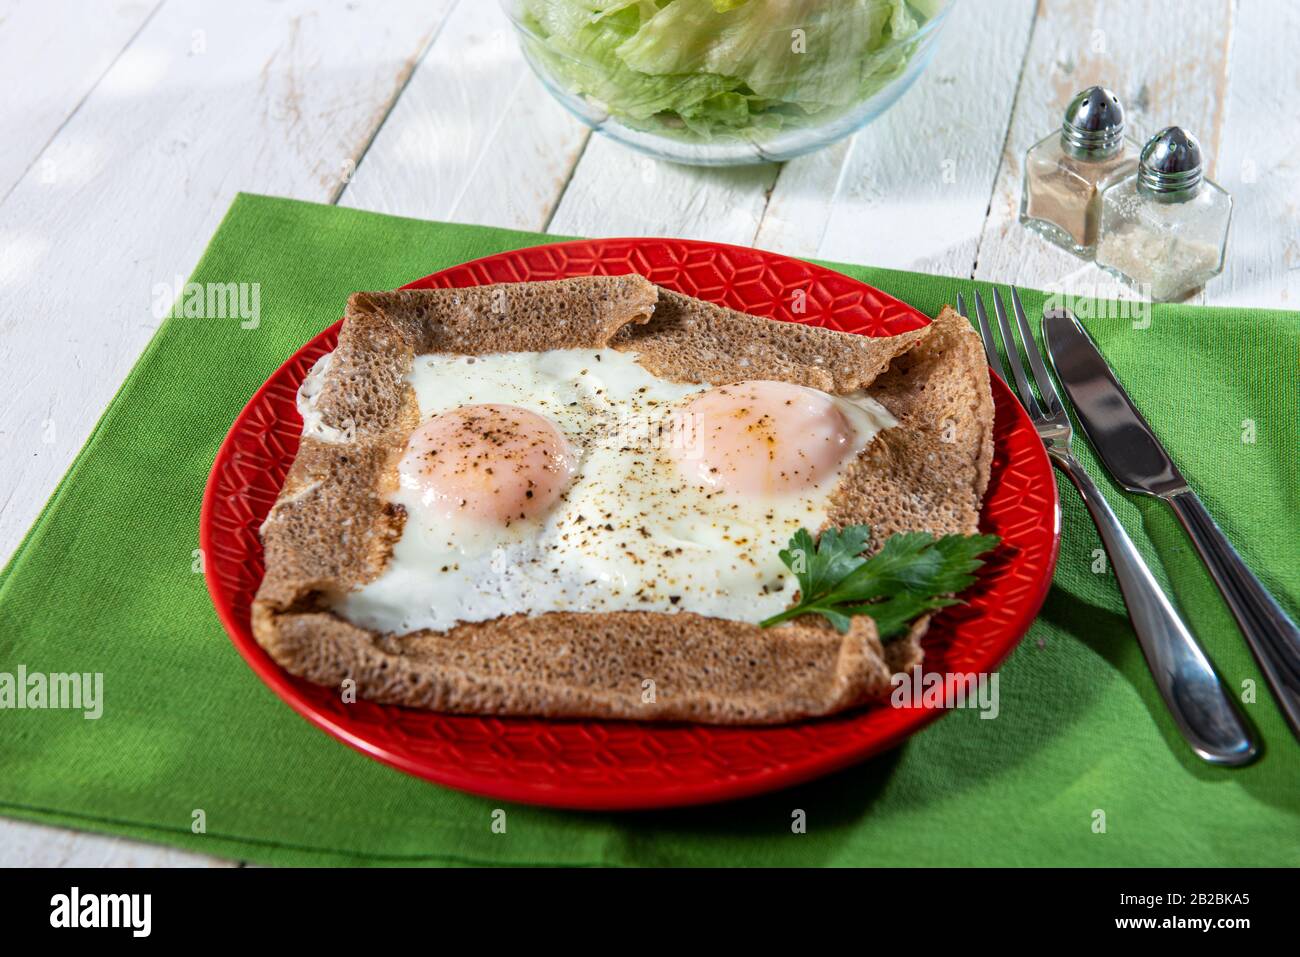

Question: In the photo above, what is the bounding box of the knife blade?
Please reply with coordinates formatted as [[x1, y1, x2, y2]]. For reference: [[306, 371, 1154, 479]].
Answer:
[[1043, 306, 1300, 742], [1041, 310, 1187, 496]]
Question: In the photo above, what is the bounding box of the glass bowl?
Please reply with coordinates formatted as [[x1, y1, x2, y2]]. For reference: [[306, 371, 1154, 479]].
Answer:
[[500, 0, 955, 166]]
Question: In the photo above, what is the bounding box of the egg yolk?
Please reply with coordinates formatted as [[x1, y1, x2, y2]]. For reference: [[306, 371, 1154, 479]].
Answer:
[[399, 404, 577, 524], [670, 380, 855, 495]]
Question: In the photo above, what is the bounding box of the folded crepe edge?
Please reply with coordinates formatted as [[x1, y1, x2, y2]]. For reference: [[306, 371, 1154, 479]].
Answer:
[[251, 281, 992, 724]]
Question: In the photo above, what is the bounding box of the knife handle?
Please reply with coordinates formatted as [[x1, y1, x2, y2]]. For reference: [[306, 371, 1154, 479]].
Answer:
[[1166, 489, 1300, 740], [1053, 454, 1257, 765]]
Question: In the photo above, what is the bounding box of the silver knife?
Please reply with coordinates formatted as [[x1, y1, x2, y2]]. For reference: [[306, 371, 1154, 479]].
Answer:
[[1044, 309, 1300, 741]]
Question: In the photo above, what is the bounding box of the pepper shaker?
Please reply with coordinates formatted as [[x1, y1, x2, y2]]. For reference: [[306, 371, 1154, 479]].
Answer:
[[1095, 127, 1232, 302], [1020, 86, 1140, 257]]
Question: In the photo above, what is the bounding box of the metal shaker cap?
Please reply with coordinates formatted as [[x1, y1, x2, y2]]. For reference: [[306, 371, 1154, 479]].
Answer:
[[1060, 86, 1126, 159], [1138, 127, 1203, 201]]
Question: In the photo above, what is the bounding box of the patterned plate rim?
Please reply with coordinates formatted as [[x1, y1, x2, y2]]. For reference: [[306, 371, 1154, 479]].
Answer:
[[200, 237, 1060, 810]]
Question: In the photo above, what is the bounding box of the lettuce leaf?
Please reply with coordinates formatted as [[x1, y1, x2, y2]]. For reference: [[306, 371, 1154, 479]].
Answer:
[[524, 3, 734, 120], [520, 0, 931, 139], [616, 0, 901, 109]]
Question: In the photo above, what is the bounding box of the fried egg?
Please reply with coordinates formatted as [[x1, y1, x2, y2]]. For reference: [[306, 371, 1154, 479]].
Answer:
[[305, 349, 897, 633]]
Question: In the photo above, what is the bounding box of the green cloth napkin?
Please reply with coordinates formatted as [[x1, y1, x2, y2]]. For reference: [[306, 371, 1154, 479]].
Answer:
[[1, 193, 1297, 867]]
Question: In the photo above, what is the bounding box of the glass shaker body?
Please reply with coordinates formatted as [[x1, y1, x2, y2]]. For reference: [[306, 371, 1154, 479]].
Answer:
[[1095, 177, 1232, 302], [1019, 132, 1139, 257]]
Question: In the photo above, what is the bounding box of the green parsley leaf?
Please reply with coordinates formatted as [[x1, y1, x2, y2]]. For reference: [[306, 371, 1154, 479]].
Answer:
[[759, 524, 1000, 636], [776, 524, 871, 599]]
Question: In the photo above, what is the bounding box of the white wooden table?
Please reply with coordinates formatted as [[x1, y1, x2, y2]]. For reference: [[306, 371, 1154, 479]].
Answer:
[[1, 0, 1295, 866]]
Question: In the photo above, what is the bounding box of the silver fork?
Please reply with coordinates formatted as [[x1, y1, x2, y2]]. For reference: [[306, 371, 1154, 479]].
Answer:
[[959, 288, 1256, 766]]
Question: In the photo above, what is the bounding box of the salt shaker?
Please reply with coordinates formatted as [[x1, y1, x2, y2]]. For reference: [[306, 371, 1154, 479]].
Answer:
[[1020, 86, 1140, 257], [1095, 127, 1232, 302]]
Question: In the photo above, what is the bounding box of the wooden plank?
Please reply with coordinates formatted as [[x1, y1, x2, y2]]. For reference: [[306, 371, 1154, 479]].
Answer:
[[0, 818, 234, 867], [1210, 0, 1300, 308], [0, 0, 162, 201], [339, 1, 590, 231], [759, 0, 1038, 272], [549, 133, 779, 244], [0, 0, 458, 867], [750, 137, 853, 258], [0, 0, 456, 563], [972, 0, 1237, 298]]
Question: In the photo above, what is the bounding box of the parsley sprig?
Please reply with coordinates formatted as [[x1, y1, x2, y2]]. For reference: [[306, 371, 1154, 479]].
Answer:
[[759, 525, 1001, 637]]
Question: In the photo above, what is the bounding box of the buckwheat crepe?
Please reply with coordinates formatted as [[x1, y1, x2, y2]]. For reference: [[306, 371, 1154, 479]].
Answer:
[[252, 276, 993, 724]]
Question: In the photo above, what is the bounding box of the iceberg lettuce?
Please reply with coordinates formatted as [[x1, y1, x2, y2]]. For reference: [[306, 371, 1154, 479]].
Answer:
[[518, 0, 934, 139]]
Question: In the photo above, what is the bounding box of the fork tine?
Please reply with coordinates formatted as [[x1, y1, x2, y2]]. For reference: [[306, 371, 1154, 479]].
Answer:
[[991, 288, 1044, 418], [1010, 287, 1064, 417], [971, 292, 1011, 388]]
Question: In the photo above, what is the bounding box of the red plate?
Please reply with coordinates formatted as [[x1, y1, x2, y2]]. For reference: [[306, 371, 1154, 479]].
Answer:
[[201, 239, 1059, 810]]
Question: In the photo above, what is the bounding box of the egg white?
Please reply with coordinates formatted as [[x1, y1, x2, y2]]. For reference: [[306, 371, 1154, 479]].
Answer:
[[304, 349, 897, 633]]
